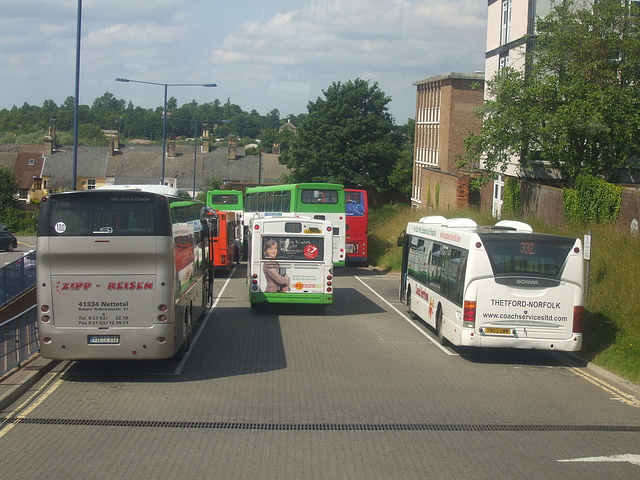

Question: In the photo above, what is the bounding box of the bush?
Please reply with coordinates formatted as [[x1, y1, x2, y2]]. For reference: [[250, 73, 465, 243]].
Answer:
[[502, 177, 521, 215], [563, 175, 621, 225], [0, 207, 38, 234]]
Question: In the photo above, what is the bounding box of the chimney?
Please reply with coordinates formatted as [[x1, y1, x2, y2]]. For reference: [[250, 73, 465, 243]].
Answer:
[[44, 127, 56, 155], [202, 129, 210, 153], [228, 138, 236, 161], [108, 136, 115, 157]]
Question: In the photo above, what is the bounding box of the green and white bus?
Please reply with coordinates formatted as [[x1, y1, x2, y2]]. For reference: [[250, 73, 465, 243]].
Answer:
[[244, 183, 346, 266], [36, 185, 212, 360], [398, 216, 584, 351], [248, 216, 334, 307]]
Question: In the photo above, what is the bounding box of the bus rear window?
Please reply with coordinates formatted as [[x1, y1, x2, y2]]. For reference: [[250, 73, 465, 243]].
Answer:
[[210, 194, 239, 205], [47, 198, 157, 236], [301, 189, 338, 204], [481, 235, 575, 277], [262, 236, 324, 261]]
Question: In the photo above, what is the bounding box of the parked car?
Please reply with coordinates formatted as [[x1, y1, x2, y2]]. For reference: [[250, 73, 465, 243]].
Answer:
[[0, 231, 18, 251], [0, 224, 8, 231]]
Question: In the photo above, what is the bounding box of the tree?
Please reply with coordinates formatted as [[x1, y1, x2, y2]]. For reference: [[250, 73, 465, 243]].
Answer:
[[0, 166, 19, 214], [280, 78, 399, 191], [388, 119, 415, 197], [462, 0, 640, 182]]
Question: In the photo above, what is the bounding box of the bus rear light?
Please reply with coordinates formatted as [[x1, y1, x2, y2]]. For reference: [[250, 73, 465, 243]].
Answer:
[[221, 255, 226, 264], [157, 337, 166, 344], [42, 337, 52, 345], [158, 314, 167, 322], [572, 306, 584, 333], [41, 305, 50, 313], [327, 287, 332, 292], [252, 279, 258, 285], [327, 275, 332, 280], [327, 226, 332, 232], [327, 281, 332, 286], [158, 304, 168, 312], [463, 301, 476, 327], [253, 274, 258, 278], [41, 315, 50, 323], [254, 224, 260, 230]]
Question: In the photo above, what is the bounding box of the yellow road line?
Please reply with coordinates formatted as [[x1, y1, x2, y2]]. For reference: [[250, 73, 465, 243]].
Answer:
[[566, 366, 640, 408], [0, 363, 71, 438]]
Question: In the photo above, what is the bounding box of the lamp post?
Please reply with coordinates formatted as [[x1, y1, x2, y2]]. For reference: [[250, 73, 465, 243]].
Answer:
[[115, 78, 216, 185]]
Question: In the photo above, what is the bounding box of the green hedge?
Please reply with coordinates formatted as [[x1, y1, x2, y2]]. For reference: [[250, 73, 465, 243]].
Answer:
[[502, 177, 521, 215], [563, 175, 622, 225]]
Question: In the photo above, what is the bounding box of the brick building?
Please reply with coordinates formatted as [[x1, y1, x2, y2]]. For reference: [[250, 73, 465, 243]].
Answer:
[[411, 72, 484, 211]]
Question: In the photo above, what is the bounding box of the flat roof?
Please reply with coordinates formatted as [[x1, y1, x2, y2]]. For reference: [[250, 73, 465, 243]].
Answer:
[[413, 71, 485, 86]]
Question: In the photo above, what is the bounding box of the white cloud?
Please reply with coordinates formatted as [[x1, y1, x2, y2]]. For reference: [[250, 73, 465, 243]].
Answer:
[[0, 0, 486, 121]]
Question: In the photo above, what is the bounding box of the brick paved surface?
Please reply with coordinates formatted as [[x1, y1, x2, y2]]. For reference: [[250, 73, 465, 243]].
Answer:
[[1, 266, 639, 479]]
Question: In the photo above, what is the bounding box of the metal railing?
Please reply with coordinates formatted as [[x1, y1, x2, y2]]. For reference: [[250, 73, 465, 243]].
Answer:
[[1, 305, 38, 377], [0, 251, 36, 308]]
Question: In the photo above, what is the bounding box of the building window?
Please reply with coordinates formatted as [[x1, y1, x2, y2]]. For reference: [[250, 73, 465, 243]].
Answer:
[[87, 178, 96, 190], [499, 53, 510, 71], [501, 0, 512, 45], [33, 178, 42, 190], [28, 158, 35, 165]]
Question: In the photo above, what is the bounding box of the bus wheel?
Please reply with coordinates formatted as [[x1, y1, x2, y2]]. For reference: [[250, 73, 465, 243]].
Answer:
[[406, 288, 417, 319], [184, 310, 192, 352], [436, 308, 448, 346]]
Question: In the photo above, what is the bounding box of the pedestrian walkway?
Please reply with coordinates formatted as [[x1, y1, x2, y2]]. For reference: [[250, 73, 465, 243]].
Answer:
[[0, 355, 59, 411]]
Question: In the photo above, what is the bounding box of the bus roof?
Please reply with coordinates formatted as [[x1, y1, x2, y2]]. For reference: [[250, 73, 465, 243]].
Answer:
[[97, 184, 181, 196], [416, 216, 533, 233], [245, 183, 345, 192]]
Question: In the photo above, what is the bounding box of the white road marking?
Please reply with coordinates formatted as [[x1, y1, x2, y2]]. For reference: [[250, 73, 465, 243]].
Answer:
[[559, 454, 640, 467], [355, 276, 457, 355], [172, 265, 236, 375]]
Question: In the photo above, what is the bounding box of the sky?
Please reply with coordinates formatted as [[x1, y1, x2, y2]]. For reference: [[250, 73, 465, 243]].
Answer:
[[0, 0, 487, 124]]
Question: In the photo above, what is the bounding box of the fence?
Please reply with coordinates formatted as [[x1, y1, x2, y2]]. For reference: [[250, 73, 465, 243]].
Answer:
[[0, 251, 38, 376], [1, 305, 38, 377], [1, 251, 36, 308]]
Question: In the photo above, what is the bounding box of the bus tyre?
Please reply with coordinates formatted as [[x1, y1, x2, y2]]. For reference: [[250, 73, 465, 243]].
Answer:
[[184, 310, 192, 353], [436, 308, 448, 346], [406, 288, 417, 319]]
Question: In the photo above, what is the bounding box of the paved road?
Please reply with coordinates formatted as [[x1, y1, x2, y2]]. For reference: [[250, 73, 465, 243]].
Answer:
[[1, 265, 639, 479], [0, 236, 36, 266]]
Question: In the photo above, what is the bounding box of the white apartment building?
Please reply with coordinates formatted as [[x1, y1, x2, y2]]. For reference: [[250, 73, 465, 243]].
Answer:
[[485, 0, 554, 216]]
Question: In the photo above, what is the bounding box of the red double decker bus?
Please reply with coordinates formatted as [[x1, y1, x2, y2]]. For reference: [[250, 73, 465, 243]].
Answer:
[[345, 189, 368, 265]]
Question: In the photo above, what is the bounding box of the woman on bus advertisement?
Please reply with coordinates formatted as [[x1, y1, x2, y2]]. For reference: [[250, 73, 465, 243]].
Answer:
[[263, 239, 290, 292]]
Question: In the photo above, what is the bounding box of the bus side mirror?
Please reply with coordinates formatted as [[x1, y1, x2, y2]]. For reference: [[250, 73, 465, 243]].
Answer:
[[397, 229, 405, 247]]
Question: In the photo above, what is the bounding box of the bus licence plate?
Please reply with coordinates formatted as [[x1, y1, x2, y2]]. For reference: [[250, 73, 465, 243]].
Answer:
[[88, 335, 120, 344], [484, 328, 512, 335]]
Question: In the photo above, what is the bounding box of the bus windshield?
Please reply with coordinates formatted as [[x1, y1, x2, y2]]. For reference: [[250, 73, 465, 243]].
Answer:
[[45, 194, 160, 237], [481, 234, 575, 277]]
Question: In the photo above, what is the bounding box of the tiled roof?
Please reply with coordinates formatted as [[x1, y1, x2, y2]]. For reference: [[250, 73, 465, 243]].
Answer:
[[14, 153, 45, 189], [34, 143, 291, 191]]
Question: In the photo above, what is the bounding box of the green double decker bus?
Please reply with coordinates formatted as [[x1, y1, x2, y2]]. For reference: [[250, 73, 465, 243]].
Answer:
[[244, 183, 346, 267]]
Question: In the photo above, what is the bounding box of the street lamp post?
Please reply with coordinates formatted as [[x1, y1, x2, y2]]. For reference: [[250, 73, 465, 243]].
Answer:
[[115, 78, 216, 185]]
